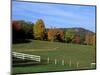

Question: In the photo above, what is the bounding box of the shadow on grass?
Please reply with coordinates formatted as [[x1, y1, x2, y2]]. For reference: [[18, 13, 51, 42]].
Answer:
[[13, 39, 31, 44], [12, 57, 48, 67]]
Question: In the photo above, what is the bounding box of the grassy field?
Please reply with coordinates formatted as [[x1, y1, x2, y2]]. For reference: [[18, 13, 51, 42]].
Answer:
[[12, 40, 96, 74]]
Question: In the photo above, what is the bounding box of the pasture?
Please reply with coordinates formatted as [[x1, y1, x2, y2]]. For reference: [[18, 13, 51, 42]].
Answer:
[[12, 40, 96, 74]]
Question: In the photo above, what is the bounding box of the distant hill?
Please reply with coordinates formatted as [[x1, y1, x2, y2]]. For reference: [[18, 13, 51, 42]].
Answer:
[[46, 27, 95, 36], [62, 27, 95, 35]]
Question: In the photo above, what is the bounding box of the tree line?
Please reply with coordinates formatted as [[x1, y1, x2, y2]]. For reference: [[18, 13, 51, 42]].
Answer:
[[12, 19, 96, 46]]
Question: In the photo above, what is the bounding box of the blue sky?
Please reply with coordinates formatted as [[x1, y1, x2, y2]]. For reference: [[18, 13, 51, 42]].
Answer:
[[12, 1, 96, 32]]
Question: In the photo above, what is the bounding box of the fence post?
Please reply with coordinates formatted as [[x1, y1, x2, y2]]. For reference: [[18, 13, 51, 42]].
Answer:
[[22, 54, 25, 60], [69, 60, 72, 67], [77, 62, 79, 68], [39, 56, 41, 62], [55, 59, 57, 65], [47, 57, 49, 64], [91, 63, 96, 68], [62, 60, 64, 65]]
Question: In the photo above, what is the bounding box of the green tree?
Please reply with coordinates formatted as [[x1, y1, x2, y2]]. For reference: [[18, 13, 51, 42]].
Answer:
[[65, 29, 76, 43], [34, 19, 46, 40], [22, 21, 34, 39]]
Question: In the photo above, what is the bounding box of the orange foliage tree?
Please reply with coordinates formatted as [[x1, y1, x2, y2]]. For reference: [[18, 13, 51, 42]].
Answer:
[[93, 34, 96, 46], [48, 28, 64, 42], [84, 33, 95, 45]]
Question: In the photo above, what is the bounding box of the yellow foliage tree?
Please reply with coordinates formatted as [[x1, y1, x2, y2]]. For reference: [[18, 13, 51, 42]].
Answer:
[[33, 19, 46, 40]]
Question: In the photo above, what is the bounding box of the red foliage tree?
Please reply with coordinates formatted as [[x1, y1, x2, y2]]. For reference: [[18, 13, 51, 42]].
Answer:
[[12, 21, 22, 31], [72, 35, 81, 44]]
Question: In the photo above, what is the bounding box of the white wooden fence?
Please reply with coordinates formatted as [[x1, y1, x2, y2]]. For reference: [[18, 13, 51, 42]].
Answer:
[[12, 52, 41, 62]]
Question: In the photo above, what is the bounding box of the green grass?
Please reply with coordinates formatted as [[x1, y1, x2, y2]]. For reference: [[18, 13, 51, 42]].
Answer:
[[12, 40, 96, 74]]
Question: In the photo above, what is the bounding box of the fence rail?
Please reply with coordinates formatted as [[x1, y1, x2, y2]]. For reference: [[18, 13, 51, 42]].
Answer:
[[12, 52, 41, 62]]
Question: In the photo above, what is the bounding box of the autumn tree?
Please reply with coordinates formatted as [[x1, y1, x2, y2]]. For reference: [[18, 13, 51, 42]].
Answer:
[[84, 33, 93, 45], [56, 29, 64, 42], [12, 20, 34, 43], [72, 35, 81, 44], [48, 29, 56, 41], [92, 34, 96, 46], [12, 21, 24, 43], [12, 21, 22, 31], [48, 28, 64, 42], [33, 19, 46, 40]]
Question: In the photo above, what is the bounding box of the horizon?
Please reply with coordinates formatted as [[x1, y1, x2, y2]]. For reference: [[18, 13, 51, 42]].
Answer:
[[12, 19, 95, 33], [12, 1, 96, 32]]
